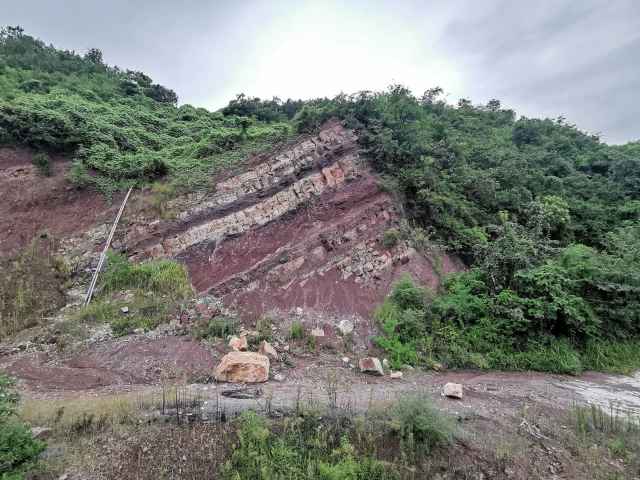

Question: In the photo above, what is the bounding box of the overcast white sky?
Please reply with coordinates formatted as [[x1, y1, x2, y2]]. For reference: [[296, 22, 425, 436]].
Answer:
[[4, 0, 640, 143]]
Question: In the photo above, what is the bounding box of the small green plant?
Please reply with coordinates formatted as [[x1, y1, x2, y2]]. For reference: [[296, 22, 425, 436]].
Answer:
[[390, 395, 454, 458], [221, 411, 396, 480], [289, 320, 305, 340], [101, 253, 192, 299], [193, 316, 238, 340], [0, 375, 46, 478], [382, 228, 401, 248], [31, 151, 51, 176], [255, 317, 273, 342]]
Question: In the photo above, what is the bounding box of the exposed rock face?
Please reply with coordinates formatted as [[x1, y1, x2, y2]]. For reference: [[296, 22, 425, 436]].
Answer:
[[359, 357, 384, 376], [214, 352, 270, 383], [124, 120, 463, 319]]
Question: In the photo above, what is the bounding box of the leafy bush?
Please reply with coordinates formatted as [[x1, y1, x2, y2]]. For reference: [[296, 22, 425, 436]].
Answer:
[[0, 28, 292, 194], [289, 321, 305, 340], [382, 228, 400, 248], [0, 375, 45, 479], [390, 395, 454, 455], [221, 411, 396, 480], [31, 151, 51, 176], [193, 316, 238, 340]]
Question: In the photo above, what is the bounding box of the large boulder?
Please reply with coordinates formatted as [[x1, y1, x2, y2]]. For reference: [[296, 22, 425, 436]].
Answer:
[[214, 352, 270, 383], [443, 382, 463, 399], [359, 357, 384, 376]]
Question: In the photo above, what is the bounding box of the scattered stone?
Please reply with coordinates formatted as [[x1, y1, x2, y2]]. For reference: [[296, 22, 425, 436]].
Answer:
[[258, 340, 278, 359], [214, 352, 270, 383], [443, 382, 463, 399], [133, 328, 144, 335], [120, 306, 129, 314], [221, 387, 263, 398], [431, 362, 443, 372], [402, 364, 414, 371], [390, 371, 403, 379], [31, 427, 52, 440], [273, 373, 285, 382], [295, 307, 304, 316], [337, 319, 354, 336], [342, 356, 350, 364], [228, 335, 248, 351], [359, 357, 384, 376], [382, 358, 390, 370], [310, 327, 325, 337]]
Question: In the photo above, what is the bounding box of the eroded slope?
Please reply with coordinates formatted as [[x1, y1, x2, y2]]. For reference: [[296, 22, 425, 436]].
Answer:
[[124, 121, 462, 319]]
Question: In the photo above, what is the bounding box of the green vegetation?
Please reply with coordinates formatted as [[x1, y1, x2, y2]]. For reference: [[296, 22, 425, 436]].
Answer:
[[0, 375, 45, 479], [570, 404, 639, 469], [289, 321, 305, 340], [382, 228, 401, 248], [222, 395, 455, 480], [72, 253, 192, 336], [0, 237, 69, 339], [100, 252, 192, 298], [31, 151, 51, 176], [0, 27, 292, 196], [298, 86, 640, 374], [193, 315, 238, 340], [1, 27, 639, 373], [222, 411, 393, 479]]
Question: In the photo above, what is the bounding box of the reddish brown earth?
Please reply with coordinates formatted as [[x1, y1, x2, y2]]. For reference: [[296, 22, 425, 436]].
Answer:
[[0, 147, 116, 257], [186, 175, 461, 318], [123, 122, 464, 319], [2, 336, 216, 392]]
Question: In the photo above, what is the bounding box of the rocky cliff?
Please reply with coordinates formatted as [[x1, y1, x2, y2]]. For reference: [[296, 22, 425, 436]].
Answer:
[[124, 121, 462, 320]]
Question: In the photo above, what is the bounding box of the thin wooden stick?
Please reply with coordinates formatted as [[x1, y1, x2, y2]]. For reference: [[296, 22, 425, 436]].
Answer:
[[83, 187, 133, 306]]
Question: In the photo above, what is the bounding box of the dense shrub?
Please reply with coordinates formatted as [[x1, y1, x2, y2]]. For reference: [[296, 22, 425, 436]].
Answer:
[[297, 85, 639, 373], [0, 375, 45, 479], [0, 27, 292, 194]]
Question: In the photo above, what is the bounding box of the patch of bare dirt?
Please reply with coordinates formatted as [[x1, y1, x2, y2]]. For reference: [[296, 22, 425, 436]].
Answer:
[[1, 336, 216, 392], [0, 147, 117, 257]]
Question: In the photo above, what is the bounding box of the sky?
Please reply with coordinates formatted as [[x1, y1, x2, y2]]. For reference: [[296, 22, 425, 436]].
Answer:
[[3, 0, 639, 144]]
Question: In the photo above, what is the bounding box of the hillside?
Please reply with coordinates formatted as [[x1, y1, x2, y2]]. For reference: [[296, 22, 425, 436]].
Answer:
[[1, 27, 640, 480]]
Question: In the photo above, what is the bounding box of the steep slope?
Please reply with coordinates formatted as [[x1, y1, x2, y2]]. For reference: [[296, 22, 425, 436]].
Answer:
[[123, 121, 462, 318]]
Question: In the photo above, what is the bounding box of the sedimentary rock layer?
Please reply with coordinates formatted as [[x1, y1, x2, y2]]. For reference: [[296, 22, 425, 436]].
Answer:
[[125, 121, 463, 318]]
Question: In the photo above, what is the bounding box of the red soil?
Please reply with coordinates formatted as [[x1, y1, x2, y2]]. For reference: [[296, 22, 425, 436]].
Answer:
[[184, 173, 463, 319], [0, 147, 116, 257], [3, 336, 216, 392]]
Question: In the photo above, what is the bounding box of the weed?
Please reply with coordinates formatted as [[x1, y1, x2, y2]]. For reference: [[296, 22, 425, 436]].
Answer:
[[32, 151, 52, 176], [289, 320, 305, 340], [0, 375, 46, 478], [255, 316, 273, 342], [193, 315, 238, 340], [101, 253, 192, 300], [390, 394, 455, 459], [382, 228, 400, 248], [0, 236, 69, 339]]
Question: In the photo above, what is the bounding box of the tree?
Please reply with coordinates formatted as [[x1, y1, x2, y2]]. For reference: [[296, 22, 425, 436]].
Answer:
[[84, 47, 103, 65]]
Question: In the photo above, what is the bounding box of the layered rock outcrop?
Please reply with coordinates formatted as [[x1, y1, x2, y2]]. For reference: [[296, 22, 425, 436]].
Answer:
[[125, 121, 463, 319]]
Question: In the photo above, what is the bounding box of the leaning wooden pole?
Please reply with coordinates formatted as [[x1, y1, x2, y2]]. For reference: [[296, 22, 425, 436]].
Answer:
[[83, 187, 133, 307]]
